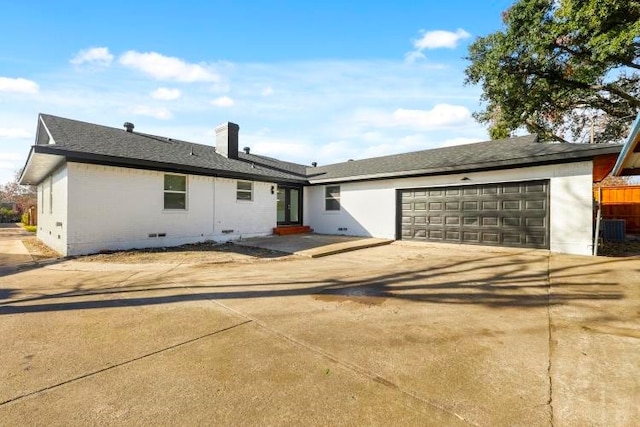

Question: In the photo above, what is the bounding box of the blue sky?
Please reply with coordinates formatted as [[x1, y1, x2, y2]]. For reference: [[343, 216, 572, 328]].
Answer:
[[0, 0, 515, 185]]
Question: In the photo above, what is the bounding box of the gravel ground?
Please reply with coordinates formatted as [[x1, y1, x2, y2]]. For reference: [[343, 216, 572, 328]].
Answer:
[[73, 241, 292, 264], [21, 236, 61, 261], [19, 235, 640, 263], [597, 239, 640, 257]]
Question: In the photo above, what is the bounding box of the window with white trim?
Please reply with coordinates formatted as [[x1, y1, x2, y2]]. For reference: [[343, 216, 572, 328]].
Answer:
[[325, 185, 341, 211], [164, 174, 187, 210], [237, 181, 253, 201]]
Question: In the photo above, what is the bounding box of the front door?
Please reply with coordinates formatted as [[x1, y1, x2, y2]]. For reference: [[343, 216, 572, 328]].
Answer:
[[277, 187, 301, 225]]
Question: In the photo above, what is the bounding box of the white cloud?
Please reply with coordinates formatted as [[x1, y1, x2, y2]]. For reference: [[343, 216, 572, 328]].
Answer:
[[0, 152, 25, 176], [0, 128, 31, 139], [150, 87, 182, 100], [0, 77, 39, 94], [414, 29, 471, 49], [70, 47, 114, 66], [353, 104, 472, 131], [404, 50, 426, 63], [130, 105, 173, 120], [405, 28, 471, 63], [393, 104, 472, 128], [119, 51, 219, 82], [210, 96, 234, 107], [261, 86, 274, 96]]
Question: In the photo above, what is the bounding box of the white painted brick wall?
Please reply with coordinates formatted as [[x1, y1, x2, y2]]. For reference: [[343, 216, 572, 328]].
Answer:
[[64, 163, 277, 256], [36, 165, 68, 255]]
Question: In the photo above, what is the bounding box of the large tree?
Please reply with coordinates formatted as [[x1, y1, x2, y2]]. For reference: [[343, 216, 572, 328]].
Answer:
[[465, 0, 640, 142], [0, 169, 37, 213]]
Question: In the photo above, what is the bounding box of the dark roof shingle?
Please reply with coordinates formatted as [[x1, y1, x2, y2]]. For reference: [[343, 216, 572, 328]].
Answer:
[[36, 114, 306, 182], [305, 134, 622, 183], [25, 114, 622, 186]]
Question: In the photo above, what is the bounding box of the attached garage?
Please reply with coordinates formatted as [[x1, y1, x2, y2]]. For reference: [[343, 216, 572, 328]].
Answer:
[[305, 134, 622, 255], [398, 180, 550, 249]]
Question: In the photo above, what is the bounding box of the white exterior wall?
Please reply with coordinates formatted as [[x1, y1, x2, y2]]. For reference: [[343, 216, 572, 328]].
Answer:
[[36, 165, 68, 255], [304, 162, 595, 256], [64, 163, 276, 256]]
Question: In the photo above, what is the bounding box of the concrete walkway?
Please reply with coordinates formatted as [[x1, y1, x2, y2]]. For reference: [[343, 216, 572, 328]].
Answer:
[[236, 234, 393, 257], [0, 224, 33, 275]]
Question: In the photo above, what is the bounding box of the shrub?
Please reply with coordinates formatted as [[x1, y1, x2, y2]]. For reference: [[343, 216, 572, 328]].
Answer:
[[23, 225, 37, 233], [0, 207, 19, 223]]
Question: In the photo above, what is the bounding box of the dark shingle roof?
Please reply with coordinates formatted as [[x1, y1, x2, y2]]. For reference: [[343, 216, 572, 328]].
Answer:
[[306, 135, 622, 183], [35, 114, 306, 183], [238, 152, 309, 177], [25, 114, 622, 186]]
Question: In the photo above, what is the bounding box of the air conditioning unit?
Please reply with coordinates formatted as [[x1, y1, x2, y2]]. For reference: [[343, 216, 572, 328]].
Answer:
[[601, 219, 626, 242]]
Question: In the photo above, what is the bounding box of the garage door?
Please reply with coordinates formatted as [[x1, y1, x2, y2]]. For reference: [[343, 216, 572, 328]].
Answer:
[[399, 180, 549, 249]]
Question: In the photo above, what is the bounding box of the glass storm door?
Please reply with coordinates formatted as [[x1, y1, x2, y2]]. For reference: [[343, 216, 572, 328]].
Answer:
[[277, 187, 301, 225]]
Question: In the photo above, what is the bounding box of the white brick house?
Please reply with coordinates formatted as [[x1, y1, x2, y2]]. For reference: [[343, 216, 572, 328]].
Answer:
[[20, 114, 621, 256]]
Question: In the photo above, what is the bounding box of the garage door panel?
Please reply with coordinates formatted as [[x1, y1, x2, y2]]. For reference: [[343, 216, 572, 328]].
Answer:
[[502, 233, 521, 244], [482, 217, 499, 226], [526, 234, 546, 245], [399, 180, 549, 249], [462, 231, 480, 242], [525, 200, 545, 210], [482, 200, 499, 210], [481, 232, 500, 243], [463, 216, 479, 226], [525, 217, 545, 227], [428, 216, 443, 225], [462, 201, 478, 210], [429, 230, 443, 239], [503, 217, 520, 227], [445, 216, 460, 225]]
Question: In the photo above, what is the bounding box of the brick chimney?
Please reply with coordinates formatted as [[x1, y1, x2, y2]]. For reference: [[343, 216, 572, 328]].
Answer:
[[215, 122, 239, 159]]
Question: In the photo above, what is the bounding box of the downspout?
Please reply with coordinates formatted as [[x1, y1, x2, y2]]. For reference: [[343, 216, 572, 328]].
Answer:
[[212, 178, 216, 238], [593, 187, 602, 256]]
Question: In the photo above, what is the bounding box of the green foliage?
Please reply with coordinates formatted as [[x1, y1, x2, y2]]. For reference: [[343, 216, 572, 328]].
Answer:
[[21, 212, 29, 225], [0, 207, 20, 223], [465, 0, 640, 142], [22, 225, 37, 233]]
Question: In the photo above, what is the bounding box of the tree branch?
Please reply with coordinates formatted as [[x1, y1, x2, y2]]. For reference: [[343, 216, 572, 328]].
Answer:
[[521, 67, 640, 107], [553, 43, 640, 71]]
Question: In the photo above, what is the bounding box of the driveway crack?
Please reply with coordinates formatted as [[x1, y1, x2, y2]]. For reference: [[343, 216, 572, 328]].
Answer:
[[204, 297, 476, 425], [0, 319, 252, 407], [546, 253, 554, 426]]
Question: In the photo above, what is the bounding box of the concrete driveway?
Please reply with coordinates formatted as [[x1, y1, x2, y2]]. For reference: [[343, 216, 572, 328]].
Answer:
[[0, 224, 33, 275], [0, 239, 638, 426]]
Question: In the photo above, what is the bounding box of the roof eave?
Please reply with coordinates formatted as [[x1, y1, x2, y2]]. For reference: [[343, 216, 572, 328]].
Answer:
[[33, 145, 307, 185], [19, 148, 66, 185]]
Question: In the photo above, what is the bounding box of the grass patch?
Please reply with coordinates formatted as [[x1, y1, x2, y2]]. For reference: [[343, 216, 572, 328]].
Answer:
[[23, 225, 37, 233]]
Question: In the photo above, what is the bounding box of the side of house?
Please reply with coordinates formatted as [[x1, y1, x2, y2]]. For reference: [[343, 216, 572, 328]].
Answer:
[[36, 162, 277, 256]]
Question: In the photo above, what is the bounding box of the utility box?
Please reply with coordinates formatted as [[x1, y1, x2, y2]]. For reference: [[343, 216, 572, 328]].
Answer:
[[601, 219, 626, 242]]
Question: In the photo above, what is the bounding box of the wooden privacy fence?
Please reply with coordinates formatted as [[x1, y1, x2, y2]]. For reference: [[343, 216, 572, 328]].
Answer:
[[594, 186, 640, 233]]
